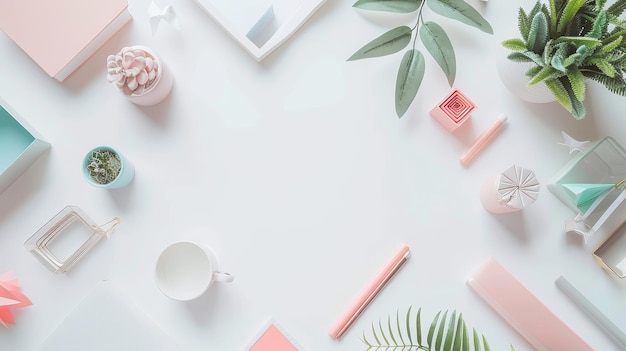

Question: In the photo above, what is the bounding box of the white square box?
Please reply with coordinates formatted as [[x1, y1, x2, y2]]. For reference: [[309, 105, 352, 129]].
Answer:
[[192, 0, 326, 61], [0, 96, 50, 195]]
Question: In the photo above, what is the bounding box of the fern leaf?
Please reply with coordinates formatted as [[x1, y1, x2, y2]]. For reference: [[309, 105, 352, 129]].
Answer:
[[473, 328, 482, 351], [405, 306, 413, 345], [427, 311, 441, 348], [435, 310, 449, 351], [379, 318, 390, 345], [462, 320, 470, 351], [361, 331, 373, 348], [396, 310, 405, 346], [416, 307, 422, 346], [608, 0, 626, 18], [557, 0, 586, 33], [370, 322, 381, 345], [452, 314, 464, 351], [567, 67, 586, 101], [528, 12, 549, 54], [483, 334, 492, 351], [588, 73, 626, 95], [387, 315, 398, 346], [443, 310, 457, 351]]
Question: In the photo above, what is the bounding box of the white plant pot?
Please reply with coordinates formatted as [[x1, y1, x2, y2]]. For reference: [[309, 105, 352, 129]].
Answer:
[[114, 46, 174, 107], [496, 53, 556, 104]]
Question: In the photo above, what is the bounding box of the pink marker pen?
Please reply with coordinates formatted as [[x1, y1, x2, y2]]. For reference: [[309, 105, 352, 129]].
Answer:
[[460, 114, 508, 166]]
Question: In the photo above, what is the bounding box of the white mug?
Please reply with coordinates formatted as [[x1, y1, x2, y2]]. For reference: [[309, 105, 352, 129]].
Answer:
[[155, 241, 234, 301]]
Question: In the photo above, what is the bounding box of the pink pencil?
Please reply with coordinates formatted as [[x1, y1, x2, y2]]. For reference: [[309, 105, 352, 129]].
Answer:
[[460, 114, 508, 166], [329, 244, 410, 340]]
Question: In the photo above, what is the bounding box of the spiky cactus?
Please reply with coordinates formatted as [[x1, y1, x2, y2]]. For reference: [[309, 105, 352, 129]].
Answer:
[[87, 149, 121, 185]]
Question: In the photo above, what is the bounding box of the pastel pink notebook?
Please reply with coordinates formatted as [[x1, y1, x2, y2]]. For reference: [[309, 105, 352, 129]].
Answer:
[[247, 320, 300, 351], [468, 257, 594, 351], [0, 0, 131, 81]]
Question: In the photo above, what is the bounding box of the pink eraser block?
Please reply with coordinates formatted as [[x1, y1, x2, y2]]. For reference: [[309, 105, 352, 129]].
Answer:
[[467, 257, 594, 351], [248, 322, 299, 351], [430, 89, 476, 132]]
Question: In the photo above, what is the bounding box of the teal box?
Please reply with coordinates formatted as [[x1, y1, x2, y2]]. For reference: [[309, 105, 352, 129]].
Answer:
[[0, 98, 50, 195]]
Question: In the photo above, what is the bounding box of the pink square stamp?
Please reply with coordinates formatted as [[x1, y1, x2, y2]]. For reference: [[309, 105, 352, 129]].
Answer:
[[430, 89, 476, 132]]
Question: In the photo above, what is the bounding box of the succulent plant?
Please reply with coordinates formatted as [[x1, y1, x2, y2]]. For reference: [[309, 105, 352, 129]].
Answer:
[[107, 47, 160, 96], [87, 149, 121, 185], [503, 0, 626, 119]]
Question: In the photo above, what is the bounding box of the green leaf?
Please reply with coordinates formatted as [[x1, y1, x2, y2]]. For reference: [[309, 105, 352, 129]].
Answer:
[[416, 307, 422, 346], [395, 49, 425, 117], [545, 78, 573, 111], [472, 328, 482, 351], [551, 55, 566, 72], [527, 12, 548, 54], [396, 310, 405, 345], [443, 310, 457, 351], [597, 36, 623, 56], [502, 38, 527, 52], [585, 10, 607, 39], [567, 67, 586, 101], [426, 0, 493, 34], [348, 26, 413, 61], [525, 65, 542, 78], [462, 320, 470, 351], [528, 65, 560, 85], [591, 58, 617, 77], [353, 0, 422, 13], [521, 50, 545, 66], [435, 310, 449, 351], [557, 0, 586, 33], [588, 72, 626, 96], [518, 8, 531, 40], [507, 52, 533, 63], [371, 322, 381, 345], [420, 21, 456, 85], [452, 313, 463, 351], [483, 334, 491, 351], [553, 36, 602, 48], [387, 315, 397, 345], [406, 306, 413, 344], [379, 318, 390, 345], [427, 311, 442, 347], [608, 0, 626, 18]]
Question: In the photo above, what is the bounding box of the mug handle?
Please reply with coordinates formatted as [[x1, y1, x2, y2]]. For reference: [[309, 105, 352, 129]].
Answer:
[[213, 271, 234, 283]]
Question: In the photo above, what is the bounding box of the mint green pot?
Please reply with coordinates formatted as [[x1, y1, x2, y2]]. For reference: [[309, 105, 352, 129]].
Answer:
[[82, 146, 135, 189]]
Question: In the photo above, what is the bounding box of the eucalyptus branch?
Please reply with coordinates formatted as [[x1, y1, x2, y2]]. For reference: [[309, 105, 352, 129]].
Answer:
[[348, 0, 493, 118]]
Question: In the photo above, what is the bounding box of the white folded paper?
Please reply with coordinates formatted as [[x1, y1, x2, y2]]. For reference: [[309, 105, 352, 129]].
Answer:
[[481, 164, 540, 213]]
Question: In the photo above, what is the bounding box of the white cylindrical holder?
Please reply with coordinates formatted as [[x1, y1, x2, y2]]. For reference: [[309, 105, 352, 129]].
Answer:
[[481, 165, 540, 213]]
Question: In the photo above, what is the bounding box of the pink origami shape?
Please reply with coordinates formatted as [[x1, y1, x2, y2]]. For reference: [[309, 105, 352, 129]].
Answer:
[[430, 88, 476, 132], [0, 272, 32, 328]]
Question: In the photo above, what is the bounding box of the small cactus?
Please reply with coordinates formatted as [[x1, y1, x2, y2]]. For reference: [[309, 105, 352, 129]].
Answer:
[[87, 150, 121, 184]]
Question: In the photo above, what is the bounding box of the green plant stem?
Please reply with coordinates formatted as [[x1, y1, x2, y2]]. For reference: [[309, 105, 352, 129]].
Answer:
[[411, 0, 428, 49]]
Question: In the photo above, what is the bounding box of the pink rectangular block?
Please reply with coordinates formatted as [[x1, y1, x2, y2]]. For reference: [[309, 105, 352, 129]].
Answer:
[[430, 89, 475, 132], [468, 257, 594, 351], [0, 0, 131, 81], [248, 322, 299, 351]]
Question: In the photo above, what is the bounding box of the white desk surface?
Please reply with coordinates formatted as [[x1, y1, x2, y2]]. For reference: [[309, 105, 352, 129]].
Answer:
[[1, 0, 626, 350]]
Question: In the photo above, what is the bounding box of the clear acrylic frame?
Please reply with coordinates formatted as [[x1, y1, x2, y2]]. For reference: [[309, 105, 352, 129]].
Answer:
[[24, 206, 119, 274], [594, 219, 626, 279], [548, 137, 626, 237]]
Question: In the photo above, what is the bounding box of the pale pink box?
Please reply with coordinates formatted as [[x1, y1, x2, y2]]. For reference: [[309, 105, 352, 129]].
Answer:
[[0, 0, 131, 82], [468, 257, 594, 351], [430, 89, 475, 132]]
